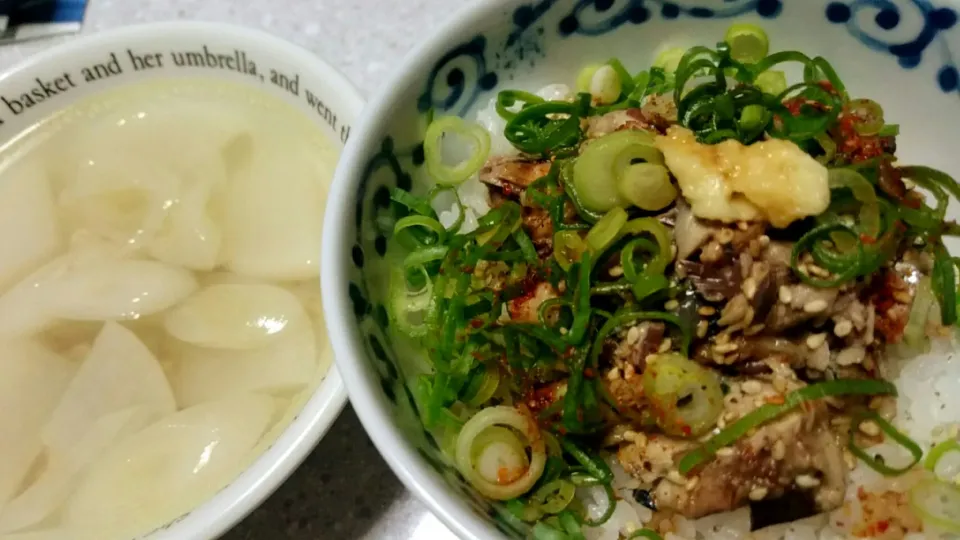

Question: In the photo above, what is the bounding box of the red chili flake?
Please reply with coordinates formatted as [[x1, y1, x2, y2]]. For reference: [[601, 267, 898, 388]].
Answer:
[[583, 368, 595, 378], [765, 394, 786, 405], [876, 520, 890, 533], [680, 424, 692, 436], [818, 80, 836, 94], [859, 233, 877, 245], [470, 319, 484, 329]]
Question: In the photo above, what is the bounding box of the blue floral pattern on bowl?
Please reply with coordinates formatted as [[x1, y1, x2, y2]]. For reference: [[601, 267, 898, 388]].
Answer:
[[337, 1, 960, 537]]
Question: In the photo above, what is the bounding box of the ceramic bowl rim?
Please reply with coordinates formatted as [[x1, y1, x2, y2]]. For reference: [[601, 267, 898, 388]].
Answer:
[[0, 21, 363, 540]]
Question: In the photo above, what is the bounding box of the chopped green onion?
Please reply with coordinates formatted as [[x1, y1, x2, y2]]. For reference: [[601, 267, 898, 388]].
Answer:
[[933, 243, 957, 326], [628, 530, 663, 540], [878, 124, 900, 137], [902, 276, 935, 354], [724, 23, 770, 63], [925, 439, 960, 479], [504, 95, 587, 155], [653, 47, 687, 73], [849, 411, 923, 476], [573, 130, 664, 212], [590, 64, 623, 105], [559, 437, 613, 483], [828, 168, 880, 238], [585, 207, 628, 253], [424, 116, 491, 186], [554, 230, 588, 270], [909, 479, 960, 533], [679, 379, 898, 474], [620, 218, 673, 277], [847, 98, 885, 136], [755, 70, 787, 95], [464, 366, 501, 407], [642, 353, 723, 437], [529, 479, 576, 514], [576, 64, 602, 93], [496, 90, 545, 121], [617, 163, 677, 211], [532, 521, 568, 540]]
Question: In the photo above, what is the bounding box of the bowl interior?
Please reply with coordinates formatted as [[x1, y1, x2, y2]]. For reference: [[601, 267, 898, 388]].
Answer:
[[0, 22, 362, 540], [328, 0, 960, 539]]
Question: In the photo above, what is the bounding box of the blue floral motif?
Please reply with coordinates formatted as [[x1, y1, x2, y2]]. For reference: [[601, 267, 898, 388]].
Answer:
[[825, 0, 960, 91], [506, 0, 781, 44], [417, 36, 499, 117]]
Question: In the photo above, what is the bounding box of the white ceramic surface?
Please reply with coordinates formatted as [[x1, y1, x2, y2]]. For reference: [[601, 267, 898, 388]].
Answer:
[[323, 1, 960, 539], [0, 21, 362, 540]]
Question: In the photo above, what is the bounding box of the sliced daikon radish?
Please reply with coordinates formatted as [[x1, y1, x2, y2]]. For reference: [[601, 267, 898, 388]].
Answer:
[[173, 326, 317, 407], [42, 322, 175, 455], [62, 394, 275, 539], [49, 257, 197, 322], [164, 283, 307, 350], [0, 159, 61, 294], [283, 279, 333, 375], [57, 157, 177, 251], [0, 405, 162, 533], [55, 96, 245, 252], [0, 341, 74, 507], [0, 241, 197, 337], [220, 134, 331, 280], [146, 169, 223, 271], [0, 528, 85, 540]]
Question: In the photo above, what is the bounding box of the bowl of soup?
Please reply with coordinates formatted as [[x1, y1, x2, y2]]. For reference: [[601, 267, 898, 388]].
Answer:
[[0, 21, 362, 539]]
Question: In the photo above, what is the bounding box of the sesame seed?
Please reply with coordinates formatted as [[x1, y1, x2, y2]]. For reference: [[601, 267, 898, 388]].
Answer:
[[698, 306, 717, 316], [716, 447, 735, 458], [772, 440, 786, 461], [626, 326, 641, 345], [717, 416, 726, 429], [715, 228, 735, 244], [713, 342, 739, 354], [758, 235, 770, 247], [559, 327, 569, 335], [697, 320, 709, 338], [737, 221, 749, 231], [685, 476, 700, 491], [607, 368, 621, 381], [658, 338, 673, 353], [808, 264, 831, 278], [664, 299, 680, 311], [803, 299, 828, 313], [778, 285, 793, 304], [716, 333, 730, 345], [858, 419, 881, 437], [624, 363, 636, 380], [742, 380, 763, 395], [844, 449, 857, 470], [609, 265, 624, 277], [795, 474, 822, 488], [806, 333, 827, 349], [667, 470, 686, 485], [834, 319, 853, 338], [743, 277, 758, 300], [749, 486, 769, 501], [894, 290, 913, 304], [623, 430, 637, 443], [745, 323, 765, 336]]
